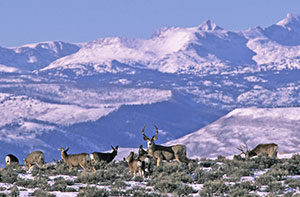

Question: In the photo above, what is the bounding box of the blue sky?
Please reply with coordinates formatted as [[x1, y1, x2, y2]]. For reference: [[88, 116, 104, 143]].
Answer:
[[1, 0, 300, 47]]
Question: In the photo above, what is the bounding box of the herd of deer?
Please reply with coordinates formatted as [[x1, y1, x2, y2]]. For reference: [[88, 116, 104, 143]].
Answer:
[[4, 126, 279, 178]]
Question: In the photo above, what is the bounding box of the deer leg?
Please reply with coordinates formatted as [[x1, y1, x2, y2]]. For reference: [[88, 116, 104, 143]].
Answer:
[[80, 162, 88, 172], [175, 153, 182, 163], [156, 157, 162, 166], [134, 171, 137, 177], [68, 165, 73, 172]]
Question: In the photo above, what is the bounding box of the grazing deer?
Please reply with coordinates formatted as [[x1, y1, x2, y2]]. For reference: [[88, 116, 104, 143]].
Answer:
[[5, 154, 19, 167], [23, 151, 45, 170], [138, 145, 151, 176], [142, 126, 189, 166], [59, 147, 92, 172], [237, 143, 278, 159], [125, 152, 145, 178]]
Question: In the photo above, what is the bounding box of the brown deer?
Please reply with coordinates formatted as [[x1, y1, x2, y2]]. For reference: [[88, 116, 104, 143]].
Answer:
[[59, 147, 92, 172], [23, 151, 45, 170], [142, 126, 189, 166], [125, 152, 145, 178], [138, 145, 151, 176], [5, 154, 19, 167], [90, 146, 118, 171], [237, 143, 278, 159], [90, 145, 118, 163]]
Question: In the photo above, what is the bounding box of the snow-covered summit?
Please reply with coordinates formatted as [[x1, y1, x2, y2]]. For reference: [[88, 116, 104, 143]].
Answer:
[[276, 13, 300, 28], [0, 41, 80, 71], [197, 20, 223, 31], [39, 13, 300, 76]]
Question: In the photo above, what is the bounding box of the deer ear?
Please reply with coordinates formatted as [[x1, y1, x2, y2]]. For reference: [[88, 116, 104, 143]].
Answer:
[[65, 147, 69, 152], [115, 145, 119, 150], [152, 135, 158, 141], [143, 136, 149, 141]]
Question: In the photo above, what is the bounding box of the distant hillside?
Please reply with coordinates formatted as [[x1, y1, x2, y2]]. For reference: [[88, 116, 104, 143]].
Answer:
[[165, 107, 300, 158]]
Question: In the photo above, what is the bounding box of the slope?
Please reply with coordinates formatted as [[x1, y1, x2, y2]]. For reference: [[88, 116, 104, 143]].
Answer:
[[165, 107, 300, 159]]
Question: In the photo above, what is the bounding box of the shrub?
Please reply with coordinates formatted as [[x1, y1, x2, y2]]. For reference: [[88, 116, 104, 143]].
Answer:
[[111, 179, 128, 189], [133, 175, 144, 182], [194, 168, 224, 184], [15, 178, 37, 188], [252, 156, 278, 170], [8, 186, 19, 197], [77, 187, 109, 197], [75, 170, 113, 185], [255, 174, 276, 186], [199, 180, 229, 196], [0, 169, 18, 184], [4, 163, 25, 174], [174, 184, 195, 196], [265, 167, 289, 181], [284, 178, 300, 189], [65, 187, 77, 192], [153, 179, 178, 193], [31, 189, 55, 197], [265, 181, 286, 194]]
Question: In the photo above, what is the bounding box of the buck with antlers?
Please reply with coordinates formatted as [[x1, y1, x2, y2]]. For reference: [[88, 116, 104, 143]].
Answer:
[[237, 143, 278, 159], [142, 126, 189, 166]]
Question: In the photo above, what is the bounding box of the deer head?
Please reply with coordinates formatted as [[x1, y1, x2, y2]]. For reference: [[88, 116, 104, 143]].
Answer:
[[142, 125, 158, 148], [111, 145, 119, 154], [237, 143, 250, 159]]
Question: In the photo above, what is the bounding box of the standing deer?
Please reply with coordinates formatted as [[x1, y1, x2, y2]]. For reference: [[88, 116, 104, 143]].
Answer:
[[23, 151, 45, 170], [138, 145, 151, 176], [90, 146, 118, 171], [5, 154, 19, 167], [237, 143, 278, 159], [125, 152, 146, 178], [90, 145, 118, 163], [142, 126, 189, 166], [59, 147, 92, 172]]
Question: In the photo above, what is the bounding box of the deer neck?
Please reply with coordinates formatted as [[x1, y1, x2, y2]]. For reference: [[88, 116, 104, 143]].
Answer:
[[61, 152, 68, 160], [147, 143, 156, 156]]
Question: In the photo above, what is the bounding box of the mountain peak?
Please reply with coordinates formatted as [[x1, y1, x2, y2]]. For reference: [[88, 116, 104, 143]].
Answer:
[[276, 13, 300, 28], [197, 20, 223, 31]]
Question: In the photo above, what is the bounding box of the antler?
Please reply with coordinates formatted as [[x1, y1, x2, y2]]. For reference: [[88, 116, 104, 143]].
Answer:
[[237, 143, 249, 155], [154, 125, 159, 136], [142, 126, 150, 140], [151, 125, 159, 141]]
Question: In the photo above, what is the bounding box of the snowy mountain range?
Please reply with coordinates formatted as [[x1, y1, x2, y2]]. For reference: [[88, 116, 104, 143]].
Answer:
[[0, 13, 300, 164]]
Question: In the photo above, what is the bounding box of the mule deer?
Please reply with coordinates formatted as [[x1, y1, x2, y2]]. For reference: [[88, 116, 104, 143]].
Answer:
[[90, 145, 118, 163], [142, 126, 189, 166], [138, 145, 151, 176], [59, 147, 92, 172], [125, 152, 145, 178], [237, 143, 278, 159], [23, 151, 45, 170], [5, 154, 19, 166]]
